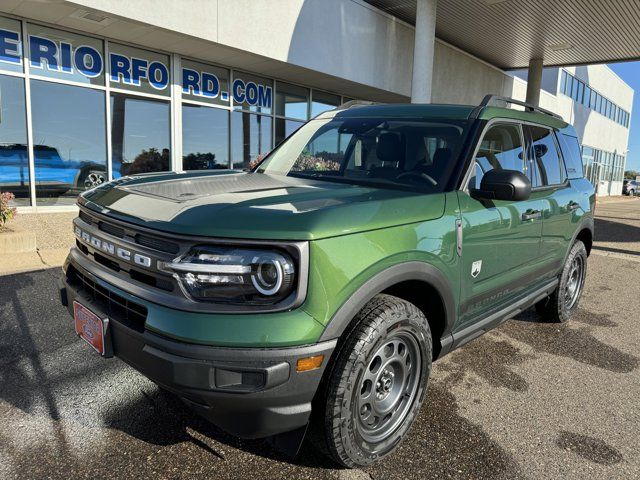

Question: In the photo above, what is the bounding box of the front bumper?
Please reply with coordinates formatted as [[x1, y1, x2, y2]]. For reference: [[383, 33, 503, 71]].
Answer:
[[59, 258, 336, 439]]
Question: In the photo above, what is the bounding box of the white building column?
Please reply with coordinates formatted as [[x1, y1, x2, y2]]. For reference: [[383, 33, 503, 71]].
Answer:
[[411, 0, 437, 103], [525, 57, 544, 106]]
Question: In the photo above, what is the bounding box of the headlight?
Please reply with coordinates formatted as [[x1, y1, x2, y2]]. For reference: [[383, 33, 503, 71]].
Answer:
[[159, 245, 296, 305]]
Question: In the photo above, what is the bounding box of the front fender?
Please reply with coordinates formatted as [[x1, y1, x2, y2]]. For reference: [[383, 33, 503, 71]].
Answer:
[[317, 261, 456, 343]]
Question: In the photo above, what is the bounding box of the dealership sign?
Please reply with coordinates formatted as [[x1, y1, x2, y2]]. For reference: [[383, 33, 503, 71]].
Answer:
[[0, 27, 272, 108]]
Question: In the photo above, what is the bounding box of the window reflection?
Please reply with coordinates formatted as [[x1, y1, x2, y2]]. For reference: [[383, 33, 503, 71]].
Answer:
[[182, 104, 229, 170], [31, 80, 106, 206], [275, 82, 308, 120], [0, 74, 29, 205], [231, 111, 272, 170], [311, 90, 341, 117], [275, 118, 303, 146], [111, 93, 170, 176], [529, 126, 563, 186]]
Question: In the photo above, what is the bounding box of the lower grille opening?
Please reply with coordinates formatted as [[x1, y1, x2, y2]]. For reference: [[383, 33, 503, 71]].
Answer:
[[94, 252, 121, 272], [66, 265, 148, 332], [130, 269, 174, 292], [76, 239, 89, 255]]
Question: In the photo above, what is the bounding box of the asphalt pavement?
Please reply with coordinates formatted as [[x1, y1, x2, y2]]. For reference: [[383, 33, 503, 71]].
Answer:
[[1, 198, 639, 479]]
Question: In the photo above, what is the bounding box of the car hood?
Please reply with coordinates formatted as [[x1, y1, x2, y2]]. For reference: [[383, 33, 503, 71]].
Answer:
[[80, 170, 445, 240]]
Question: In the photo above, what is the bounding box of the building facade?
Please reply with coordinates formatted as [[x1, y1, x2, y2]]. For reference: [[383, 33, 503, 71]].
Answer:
[[0, 0, 633, 211], [511, 65, 633, 196]]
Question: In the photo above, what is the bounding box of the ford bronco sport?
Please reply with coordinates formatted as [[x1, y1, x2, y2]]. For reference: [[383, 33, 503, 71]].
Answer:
[[59, 95, 595, 467]]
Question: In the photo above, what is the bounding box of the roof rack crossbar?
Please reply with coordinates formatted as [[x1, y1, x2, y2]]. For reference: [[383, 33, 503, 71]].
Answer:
[[473, 94, 563, 120]]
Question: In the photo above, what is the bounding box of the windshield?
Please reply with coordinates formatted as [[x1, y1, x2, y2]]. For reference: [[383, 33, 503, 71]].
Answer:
[[257, 116, 469, 192]]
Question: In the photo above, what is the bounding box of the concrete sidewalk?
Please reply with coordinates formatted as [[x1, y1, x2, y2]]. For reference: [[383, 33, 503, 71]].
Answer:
[[0, 212, 76, 276]]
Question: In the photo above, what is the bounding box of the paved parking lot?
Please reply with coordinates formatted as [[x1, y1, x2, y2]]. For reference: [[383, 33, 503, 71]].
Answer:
[[1, 198, 639, 479]]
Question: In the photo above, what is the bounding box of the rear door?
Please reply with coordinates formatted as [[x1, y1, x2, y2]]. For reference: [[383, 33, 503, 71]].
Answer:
[[525, 124, 579, 272], [457, 121, 544, 328]]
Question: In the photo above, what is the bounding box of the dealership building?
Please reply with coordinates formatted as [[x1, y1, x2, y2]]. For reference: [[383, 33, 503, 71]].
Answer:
[[0, 0, 636, 211]]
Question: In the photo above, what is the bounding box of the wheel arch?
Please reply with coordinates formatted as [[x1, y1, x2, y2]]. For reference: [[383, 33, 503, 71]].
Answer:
[[575, 226, 593, 256], [569, 216, 594, 260], [318, 262, 456, 360]]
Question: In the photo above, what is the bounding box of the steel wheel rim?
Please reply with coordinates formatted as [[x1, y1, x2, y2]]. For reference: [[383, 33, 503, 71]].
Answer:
[[355, 331, 422, 444], [564, 255, 585, 310], [84, 172, 106, 189]]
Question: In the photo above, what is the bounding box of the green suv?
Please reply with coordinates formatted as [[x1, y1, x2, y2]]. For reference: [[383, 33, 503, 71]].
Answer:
[[59, 96, 595, 467]]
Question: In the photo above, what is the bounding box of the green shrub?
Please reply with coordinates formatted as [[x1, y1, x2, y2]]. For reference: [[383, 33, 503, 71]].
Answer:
[[0, 192, 18, 227]]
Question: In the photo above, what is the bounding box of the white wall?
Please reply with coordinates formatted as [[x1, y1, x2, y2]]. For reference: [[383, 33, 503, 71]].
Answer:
[[64, 0, 416, 98]]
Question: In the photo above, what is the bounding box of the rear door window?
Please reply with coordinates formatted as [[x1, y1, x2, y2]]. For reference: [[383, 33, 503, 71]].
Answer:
[[527, 125, 565, 186]]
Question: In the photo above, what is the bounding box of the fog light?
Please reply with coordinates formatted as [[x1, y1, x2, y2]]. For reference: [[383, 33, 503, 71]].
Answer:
[[296, 355, 324, 372]]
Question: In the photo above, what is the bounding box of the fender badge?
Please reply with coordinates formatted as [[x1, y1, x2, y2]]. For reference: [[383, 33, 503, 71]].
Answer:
[[471, 260, 482, 278]]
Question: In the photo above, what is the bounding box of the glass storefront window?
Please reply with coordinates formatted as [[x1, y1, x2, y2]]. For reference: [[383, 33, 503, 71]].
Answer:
[[275, 118, 303, 146], [182, 104, 229, 170], [27, 24, 105, 87], [111, 93, 170, 176], [232, 71, 272, 114], [182, 59, 230, 107], [30, 80, 107, 206], [0, 74, 29, 205], [311, 90, 341, 116], [109, 43, 170, 97], [275, 82, 308, 120], [0, 17, 23, 73], [0, 15, 364, 207], [231, 111, 272, 169]]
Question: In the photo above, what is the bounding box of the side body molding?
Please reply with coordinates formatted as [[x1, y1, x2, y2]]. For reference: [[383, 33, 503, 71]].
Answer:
[[318, 261, 457, 357]]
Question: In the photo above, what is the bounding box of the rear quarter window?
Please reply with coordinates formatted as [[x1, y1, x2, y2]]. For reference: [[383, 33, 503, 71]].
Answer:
[[557, 133, 585, 180]]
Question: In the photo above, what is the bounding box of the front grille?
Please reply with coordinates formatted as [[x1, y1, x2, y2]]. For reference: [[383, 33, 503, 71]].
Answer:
[[135, 234, 180, 255], [79, 207, 180, 255], [99, 221, 125, 238], [67, 265, 148, 332], [79, 210, 94, 225]]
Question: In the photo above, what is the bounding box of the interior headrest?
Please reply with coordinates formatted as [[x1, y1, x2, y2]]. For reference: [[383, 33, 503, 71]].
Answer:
[[433, 147, 452, 166], [376, 133, 402, 163], [405, 135, 428, 169]]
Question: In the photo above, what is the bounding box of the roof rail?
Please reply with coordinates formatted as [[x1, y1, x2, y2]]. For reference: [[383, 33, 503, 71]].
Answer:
[[336, 100, 378, 110], [470, 94, 563, 120]]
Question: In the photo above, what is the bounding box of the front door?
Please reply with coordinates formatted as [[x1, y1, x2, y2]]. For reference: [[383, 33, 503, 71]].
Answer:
[[457, 121, 544, 328]]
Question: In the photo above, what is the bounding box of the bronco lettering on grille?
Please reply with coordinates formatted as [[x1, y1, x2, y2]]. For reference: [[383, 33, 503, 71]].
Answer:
[[75, 226, 153, 269]]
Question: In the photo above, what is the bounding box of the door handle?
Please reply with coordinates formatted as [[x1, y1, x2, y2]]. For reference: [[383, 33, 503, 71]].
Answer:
[[521, 210, 542, 221], [567, 201, 580, 211]]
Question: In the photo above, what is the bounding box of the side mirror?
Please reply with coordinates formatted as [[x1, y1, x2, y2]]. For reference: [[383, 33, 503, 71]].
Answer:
[[471, 169, 531, 202]]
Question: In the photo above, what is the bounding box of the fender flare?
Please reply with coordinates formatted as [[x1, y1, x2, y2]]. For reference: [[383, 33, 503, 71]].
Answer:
[[318, 261, 457, 345], [565, 215, 595, 264]]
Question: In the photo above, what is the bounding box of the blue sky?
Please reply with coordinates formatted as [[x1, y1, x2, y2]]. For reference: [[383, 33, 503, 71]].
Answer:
[[609, 62, 640, 172]]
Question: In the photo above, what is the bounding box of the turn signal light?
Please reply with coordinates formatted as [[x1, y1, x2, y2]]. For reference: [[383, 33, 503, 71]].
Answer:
[[296, 355, 324, 372]]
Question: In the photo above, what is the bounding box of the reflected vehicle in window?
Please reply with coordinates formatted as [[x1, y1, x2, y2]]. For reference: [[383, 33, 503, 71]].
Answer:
[[0, 143, 107, 196], [623, 179, 639, 196]]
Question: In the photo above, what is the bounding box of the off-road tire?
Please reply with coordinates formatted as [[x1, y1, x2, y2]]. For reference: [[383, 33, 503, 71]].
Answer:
[[320, 294, 432, 468], [535, 240, 587, 323]]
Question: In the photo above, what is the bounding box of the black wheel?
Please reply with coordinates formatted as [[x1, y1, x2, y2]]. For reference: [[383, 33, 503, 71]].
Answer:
[[535, 240, 587, 323], [320, 294, 432, 467]]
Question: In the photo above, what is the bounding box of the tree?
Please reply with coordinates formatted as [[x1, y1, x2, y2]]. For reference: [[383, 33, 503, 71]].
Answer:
[[122, 148, 170, 175], [624, 170, 640, 179]]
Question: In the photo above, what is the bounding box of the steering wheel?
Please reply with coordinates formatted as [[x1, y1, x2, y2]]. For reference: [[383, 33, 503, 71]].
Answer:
[[396, 171, 437, 186]]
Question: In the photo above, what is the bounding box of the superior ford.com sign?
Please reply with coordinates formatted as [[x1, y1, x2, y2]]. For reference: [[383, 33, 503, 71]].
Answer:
[[0, 26, 272, 109]]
